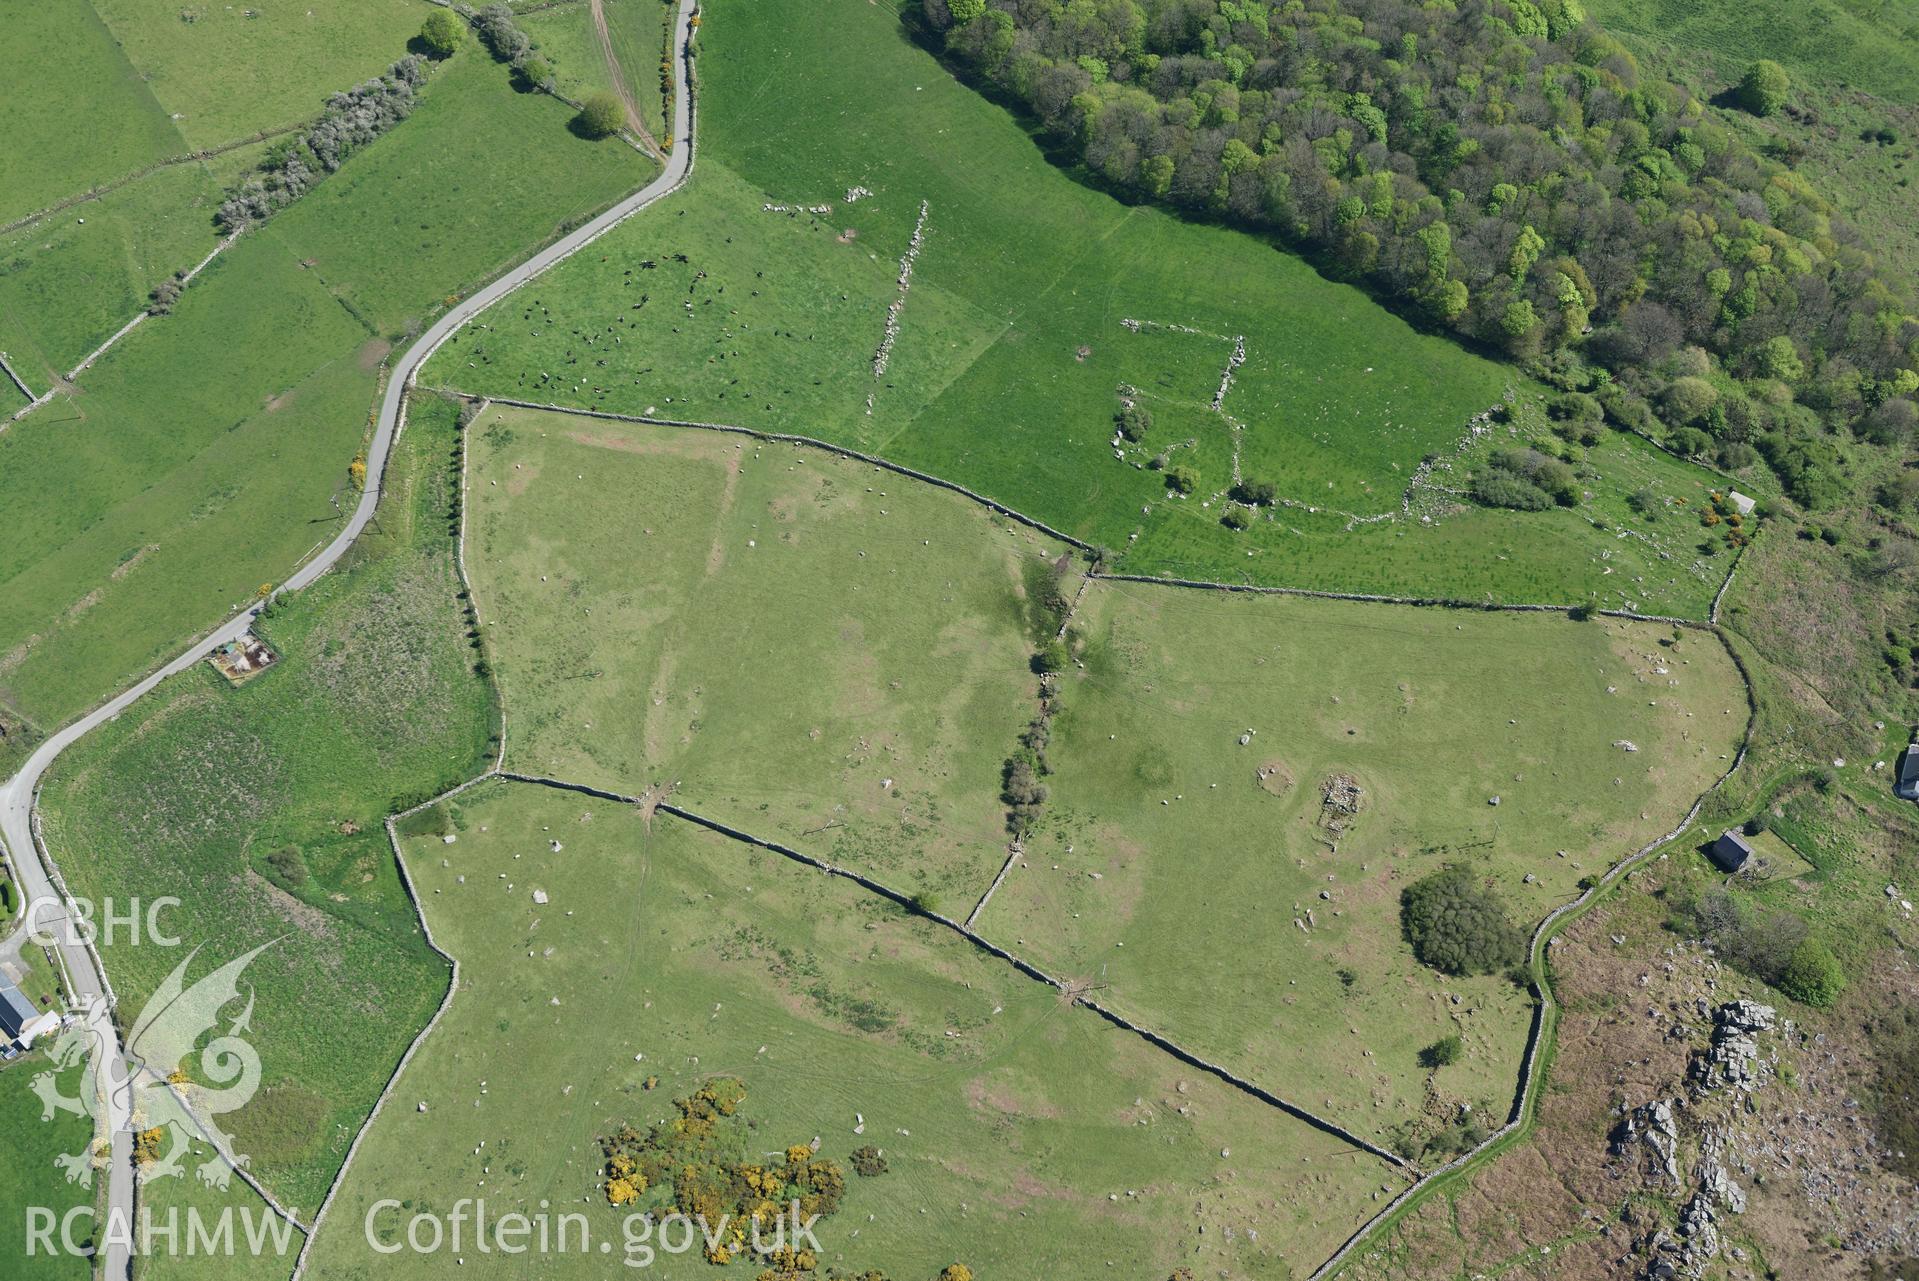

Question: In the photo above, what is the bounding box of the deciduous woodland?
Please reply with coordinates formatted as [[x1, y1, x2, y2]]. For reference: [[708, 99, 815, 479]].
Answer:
[[918, 0, 1919, 509]]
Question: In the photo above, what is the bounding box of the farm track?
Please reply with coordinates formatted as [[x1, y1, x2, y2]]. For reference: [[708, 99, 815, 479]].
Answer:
[[588, 0, 662, 155]]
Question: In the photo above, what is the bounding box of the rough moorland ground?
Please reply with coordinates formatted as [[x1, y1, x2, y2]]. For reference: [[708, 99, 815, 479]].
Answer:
[[300, 779, 1408, 1281], [978, 580, 1749, 1146], [465, 403, 1063, 901], [0, 46, 647, 746], [1343, 793, 1919, 1281], [425, 0, 1730, 615], [40, 397, 493, 1209]]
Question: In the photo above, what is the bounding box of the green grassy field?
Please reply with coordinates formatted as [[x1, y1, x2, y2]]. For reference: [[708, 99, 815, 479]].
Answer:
[[39, 397, 493, 1210], [273, 50, 651, 338], [1586, 0, 1919, 104], [0, 162, 227, 388], [0, 243, 377, 732], [0, 1057, 95, 1281], [517, 0, 669, 140], [88, 0, 433, 151], [975, 582, 1749, 1145], [0, 0, 185, 225], [298, 778, 1407, 1280], [425, 0, 1729, 616], [466, 404, 1062, 900], [0, 43, 650, 740], [136, 1143, 304, 1281]]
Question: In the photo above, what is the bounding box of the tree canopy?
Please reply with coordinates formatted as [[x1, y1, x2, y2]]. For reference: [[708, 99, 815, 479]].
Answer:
[[419, 8, 464, 59], [1737, 59, 1790, 117], [1778, 938, 1845, 1007], [1400, 864, 1527, 976], [917, 0, 1917, 510], [575, 91, 625, 139]]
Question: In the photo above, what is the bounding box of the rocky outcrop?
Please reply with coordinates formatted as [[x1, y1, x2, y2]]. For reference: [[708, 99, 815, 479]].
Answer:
[[1690, 999, 1775, 1094], [1626, 1002, 1772, 1279], [1611, 1097, 1683, 1186]]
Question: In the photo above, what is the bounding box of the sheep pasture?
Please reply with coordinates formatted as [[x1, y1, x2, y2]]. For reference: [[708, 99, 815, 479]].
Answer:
[[424, 0, 1732, 617], [296, 778, 1410, 1281], [463, 403, 1065, 902], [977, 580, 1750, 1147]]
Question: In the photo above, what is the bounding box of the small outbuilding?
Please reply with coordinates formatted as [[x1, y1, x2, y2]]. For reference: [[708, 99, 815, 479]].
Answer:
[[1709, 828, 1754, 873], [1897, 744, 1919, 801], [0, 978, 58, 1050]]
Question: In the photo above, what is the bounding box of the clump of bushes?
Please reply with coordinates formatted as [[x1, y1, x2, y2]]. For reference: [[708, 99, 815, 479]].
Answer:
[[1001, 747, 1048, 837], [1778, 938, 1845, 1007], [218, 56, 427, 230], [1419, 1034, 1464, 1068], [1230, 478, 1277, 506], [600, 1079, 849, 1256], [1114, 396, 1152, 442], [1736, 59, 1791, 117], [264, 845, 308, 888], [1002, 555, 1077, 838], [849, 1145, 888, 1177], [1673, 886, 1846, 1007], [575, 91, 625, 139], [1400, 864, 1527, 976], [147, 273, 185, 316], [1164, 464, 1198, 495], [1470, 448, 1578, 511], [467, 2, 528, 61], [464, 3, 556, 91], [1548, 391, 1602, 425], [418, 8, 463, 58]]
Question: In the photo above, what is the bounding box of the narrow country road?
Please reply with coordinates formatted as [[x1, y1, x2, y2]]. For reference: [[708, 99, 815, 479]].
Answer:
[[0, 1, 696, 1273]]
